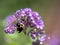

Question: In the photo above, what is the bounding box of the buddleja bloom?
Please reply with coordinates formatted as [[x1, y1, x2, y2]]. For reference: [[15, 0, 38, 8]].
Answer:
[[4, 8, 45, 45]]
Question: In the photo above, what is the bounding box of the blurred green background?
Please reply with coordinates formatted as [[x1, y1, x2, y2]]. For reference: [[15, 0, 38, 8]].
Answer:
[[0, 0, 60, 45]]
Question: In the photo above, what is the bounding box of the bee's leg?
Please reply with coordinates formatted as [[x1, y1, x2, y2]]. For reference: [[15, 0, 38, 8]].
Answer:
[[17, 27, 23, 33], [23, 30, 26, 35]]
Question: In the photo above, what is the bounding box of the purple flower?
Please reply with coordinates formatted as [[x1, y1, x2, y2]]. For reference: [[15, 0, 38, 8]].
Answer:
[[4, 24, 16, 34], [4, 8, 45, 45], [28, 28, 46, 45], [6, 15, 17, 25]]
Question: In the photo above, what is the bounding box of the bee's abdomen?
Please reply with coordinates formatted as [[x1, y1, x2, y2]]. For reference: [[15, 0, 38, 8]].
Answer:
[[16, 23, 23, 33], [17, 27, 23, 33]]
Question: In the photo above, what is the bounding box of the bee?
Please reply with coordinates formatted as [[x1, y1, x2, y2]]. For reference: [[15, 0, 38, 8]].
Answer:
[[16, 23, 26, 34]]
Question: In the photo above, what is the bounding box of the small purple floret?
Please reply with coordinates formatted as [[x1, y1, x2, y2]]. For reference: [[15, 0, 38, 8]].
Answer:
[[4, 24, 16, 34]]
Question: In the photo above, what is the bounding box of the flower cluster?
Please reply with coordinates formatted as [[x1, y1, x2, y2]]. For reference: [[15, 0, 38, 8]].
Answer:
[[28, 28, 46, 45], [4, 8, 45, 45]]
